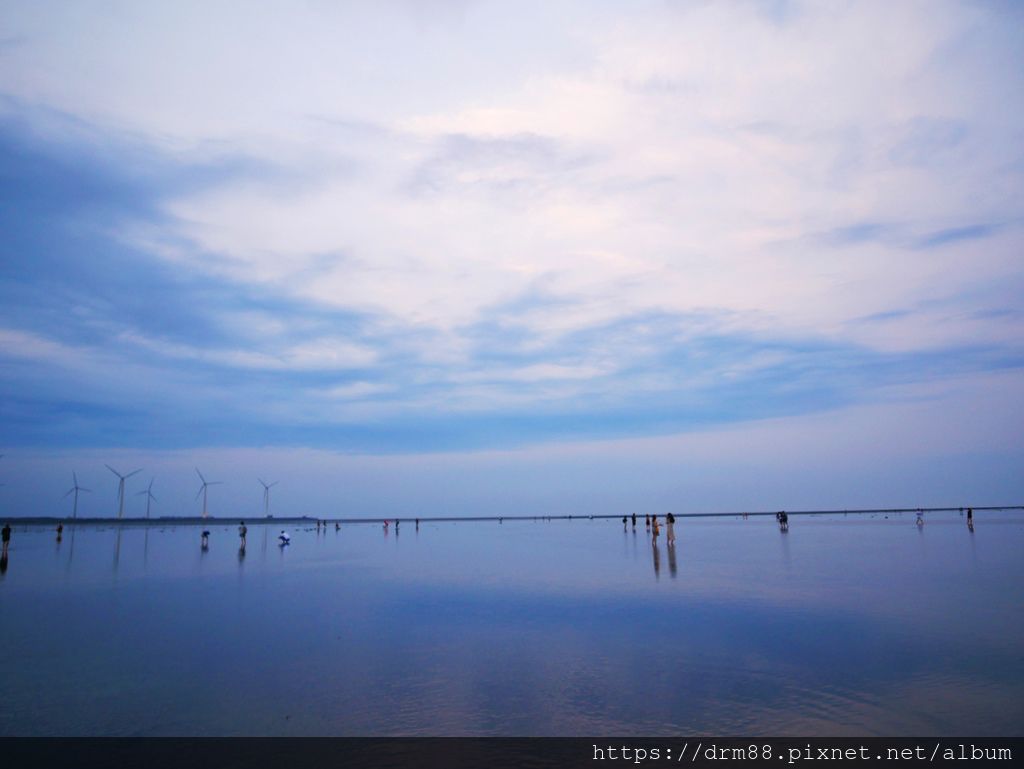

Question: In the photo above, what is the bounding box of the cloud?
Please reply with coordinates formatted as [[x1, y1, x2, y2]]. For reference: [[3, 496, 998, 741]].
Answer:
[[0, 0, 1020, 493]]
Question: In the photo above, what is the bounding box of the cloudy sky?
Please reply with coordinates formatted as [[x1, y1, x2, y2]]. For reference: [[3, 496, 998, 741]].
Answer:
[[1, 0, 1022, 519]]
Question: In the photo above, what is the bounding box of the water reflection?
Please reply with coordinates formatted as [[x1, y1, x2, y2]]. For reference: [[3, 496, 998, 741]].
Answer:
[[1, 514, 1022, 737], [113, 526, 122, 572]]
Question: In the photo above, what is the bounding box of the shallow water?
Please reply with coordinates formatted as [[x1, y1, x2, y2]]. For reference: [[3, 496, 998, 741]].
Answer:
[[0, 512, 1021, 736]]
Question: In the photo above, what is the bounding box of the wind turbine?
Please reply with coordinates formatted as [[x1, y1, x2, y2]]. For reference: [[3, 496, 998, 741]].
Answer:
[[258, 478, 278, 517], [63, 472, 91, 519], [106, 465, 142, 519], [136, 478, 157, 519], [195, 468, 223, 518]]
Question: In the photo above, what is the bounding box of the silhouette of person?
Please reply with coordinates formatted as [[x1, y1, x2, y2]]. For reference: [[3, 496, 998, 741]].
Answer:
[[622, 516, 627, 530], [238, 521, 247, 549], [665, 512, 676, 543], [645, 514, 650, 531], [651, 515, 660, 539], [967, 507, 974, 526], [631, 512, 636, 529], [1, 522, 10, 557], [201, 530, 210, 548], [56, 522, 63, 542]]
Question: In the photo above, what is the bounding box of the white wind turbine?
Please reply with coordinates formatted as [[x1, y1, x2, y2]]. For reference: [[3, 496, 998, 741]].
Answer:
[[63, 472, 91, 519], [136, 478, 157, 519], [258, 478, 278, 517], [195, 468, 223, 518], [106, 465, 142, 519]]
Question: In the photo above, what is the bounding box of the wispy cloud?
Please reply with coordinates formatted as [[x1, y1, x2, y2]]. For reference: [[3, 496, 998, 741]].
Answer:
[[0, 0, 1020, 501]]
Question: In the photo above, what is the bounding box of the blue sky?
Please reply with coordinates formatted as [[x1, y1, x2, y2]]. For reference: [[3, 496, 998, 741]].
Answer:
[[1, 1, 1022, 518]]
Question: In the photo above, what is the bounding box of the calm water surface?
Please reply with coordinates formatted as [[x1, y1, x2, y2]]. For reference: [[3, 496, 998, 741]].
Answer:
[[1, 512, 1021, 736]]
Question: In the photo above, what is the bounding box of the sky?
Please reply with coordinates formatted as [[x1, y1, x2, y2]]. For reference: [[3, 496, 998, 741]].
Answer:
[[0, 0, 1022, 519]]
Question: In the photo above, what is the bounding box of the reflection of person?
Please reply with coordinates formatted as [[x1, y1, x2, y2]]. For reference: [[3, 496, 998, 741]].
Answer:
[[667, 541, 677, 578], [238, 521, 247, 549], [665, 512, 676, 544], [1, 522, 10, 557]]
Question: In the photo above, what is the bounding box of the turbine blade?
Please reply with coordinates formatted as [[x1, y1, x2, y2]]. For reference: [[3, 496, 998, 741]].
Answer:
[[258, 477, 267, 487], [196, 468, 206, 483], [195, 486, 204, 501], [73, 471, 79, 485], [270, 481, 278, 488], [81, 488, 92, 493], [150, 494, 157, 502], [106, 464, 121, 478], [126, 469, 142, 478], [64, 488, 74, 498], [136, 490, 147, 496]]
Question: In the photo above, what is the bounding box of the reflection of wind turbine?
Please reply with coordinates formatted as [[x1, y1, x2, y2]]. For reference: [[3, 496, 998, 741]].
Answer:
[[195, 468, 223, 518], [106, 465, 142, 519], [63, 472, 91, 519], [136, 478, 157, 519], [258, 478, 278, 517]]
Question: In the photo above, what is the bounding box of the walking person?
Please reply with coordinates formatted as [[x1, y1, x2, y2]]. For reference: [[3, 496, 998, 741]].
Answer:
[[665, 512, 676, 544], [238, 521, 247, 550], [1, 522, 10, 557]]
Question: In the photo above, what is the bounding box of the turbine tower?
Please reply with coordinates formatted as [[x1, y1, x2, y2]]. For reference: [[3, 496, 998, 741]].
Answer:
[[258, 478, 278, 517], [106, 465, 142, 519], [63, 472, 91, 519], [195, 468, 223, 518], [136, 478, 157, 519]]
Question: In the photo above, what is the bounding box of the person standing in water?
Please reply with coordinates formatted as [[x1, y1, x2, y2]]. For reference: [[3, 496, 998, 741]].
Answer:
[[238, 521, 247, 549], [201, 530, 210, 548], [631, 512, 636, 529], [645, 514, 650, 531], [665, 512, 676, 544], [967, 507, 974, 527], [1, 522, 11, 557], [56, 522, 64, 542], [651, 514, 660, 540]]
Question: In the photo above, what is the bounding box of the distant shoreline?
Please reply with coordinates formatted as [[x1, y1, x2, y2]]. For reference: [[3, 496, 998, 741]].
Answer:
[[2, 505, 1022, 525]]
